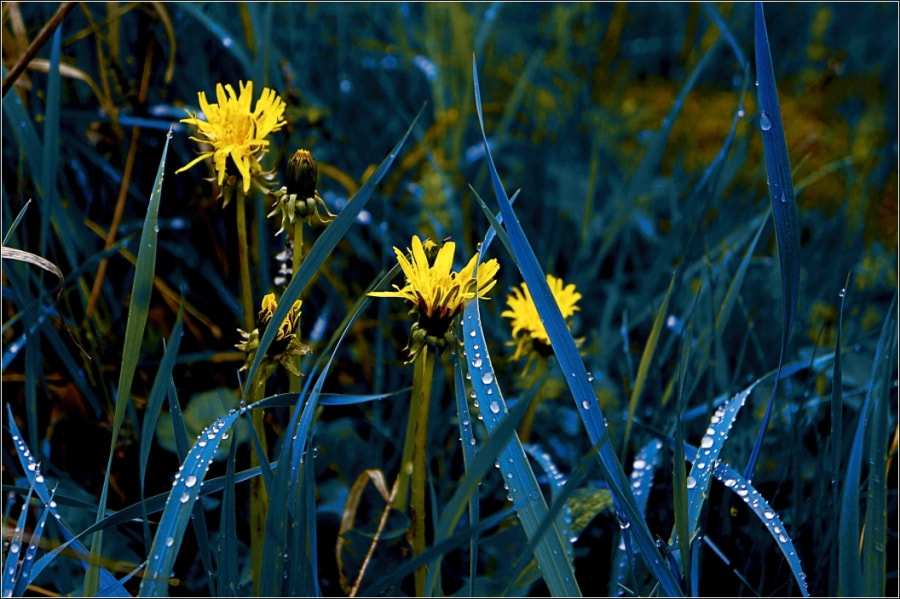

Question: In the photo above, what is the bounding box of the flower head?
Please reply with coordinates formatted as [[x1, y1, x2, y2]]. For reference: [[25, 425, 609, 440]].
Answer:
[[268, 149, 336, 233], [176, 81, 286, 198], [370, 236, 500, 362], [236, 292, 310, 376], [501, 274, 582, 362]]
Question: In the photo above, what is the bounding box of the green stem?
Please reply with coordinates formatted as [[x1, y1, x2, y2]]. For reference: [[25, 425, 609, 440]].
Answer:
[[235, 191, 255, 333], [410, 346, 435, 597], [518, 358, 548, 444], [289, 219, 304, 394], [247, 364, 273, 596]]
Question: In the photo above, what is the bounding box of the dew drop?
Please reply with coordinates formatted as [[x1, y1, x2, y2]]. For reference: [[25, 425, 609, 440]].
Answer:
[[700, 436, 714, 449], [165, 536, 174, 547], [724, 478, 737, 488], [759, 112, 772, 131], [764, 509, 775, 519], [184, 475, 198, 488], [581, 399, 591, 410], [633, 459, 647, 470], [779, 191, 788, 203], [472, 358, 483, 368], [469, 437, 476, 446], [686, 476, 697, 489], [179, 492, 190, 504], [480, 372, 494, 385], [469, 329, 477, 337], [489, 401, 500, 414]]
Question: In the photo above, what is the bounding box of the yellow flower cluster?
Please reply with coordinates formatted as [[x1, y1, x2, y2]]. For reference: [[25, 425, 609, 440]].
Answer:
[[501, 274, 582, 361]]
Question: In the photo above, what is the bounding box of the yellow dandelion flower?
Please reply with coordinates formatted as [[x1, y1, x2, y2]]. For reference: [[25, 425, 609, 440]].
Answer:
[[370, 236, 500, 362], [236, 292, 310, 376], [176, 81, 286, 195], [501, 274, 582, 361]]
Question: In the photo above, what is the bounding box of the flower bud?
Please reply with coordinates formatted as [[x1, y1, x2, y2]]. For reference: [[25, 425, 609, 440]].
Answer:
[[287, 149, 317, 200]]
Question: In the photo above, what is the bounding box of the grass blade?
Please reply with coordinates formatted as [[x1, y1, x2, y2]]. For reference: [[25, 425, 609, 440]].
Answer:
[[745, 1, 802, 480], [861, 292, 897, 596], [86, 127, 172, 596], [473, 54, 683, 597]]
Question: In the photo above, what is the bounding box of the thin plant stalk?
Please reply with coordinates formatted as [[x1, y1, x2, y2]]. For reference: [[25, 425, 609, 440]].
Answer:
[[289, 219, 304, 394], [410, 345, 435, 596], [236, 190, 268, 595], [517, 359, 548, 444]]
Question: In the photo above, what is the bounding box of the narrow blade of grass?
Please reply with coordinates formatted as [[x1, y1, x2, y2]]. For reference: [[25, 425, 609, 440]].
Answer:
[[452, 355, 480, 597], [217, 420, 241, 596], [745, 1, 801, 480], [623, 273, 675, 453], [861, 292, 897, 597], [473, 54, 683, 597], [86, 128, 172, 597], [39, 26, 61, 257]]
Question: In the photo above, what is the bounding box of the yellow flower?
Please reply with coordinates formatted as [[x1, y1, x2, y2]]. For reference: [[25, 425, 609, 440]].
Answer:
[[176, 81, 286, 195], [501, 274, 582, 361], [370, 236, 500, 362], [236, 292, 310, 376]]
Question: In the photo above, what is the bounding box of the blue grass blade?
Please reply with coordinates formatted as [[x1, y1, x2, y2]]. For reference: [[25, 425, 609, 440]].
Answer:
[[39, 27, 61, 257], [473, 55, 683, 597], [1, 65, 44, 185], [242, 106, 424, 394], [138, 409, 242, 596], [861, 292, 897, 596], [290, 434, 320, 597], [457, 289, 580, 597], [259, 268, 396, 596], [13, 487, 53, 596], [86, 128, 172, 596], [712, 461, 810, 597], [217, 425, 240, 596], [3, 484, 33, 595], [745, 2, 801, 480], [610, 439, 667, 592], [139, 310, 184, 549], [426, 365, 540, 596], [23, 301, 40, 459], [452, 356, 480, 597], [5, 405, 126, 595]]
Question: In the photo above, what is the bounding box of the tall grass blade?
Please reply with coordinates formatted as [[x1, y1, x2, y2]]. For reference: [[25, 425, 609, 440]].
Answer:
[[455, 296, 580, 597], [12, 488, 53, 596], [745, 1, 801, 480], [861, 292, 897, 597], [829, 277, 850, 595], [86, 128, 172, 596], [39, 27, 61, 257], [3, 484, 33, 595], [452, 356, 480, 597], [217, 420, 240, 596], [241, 106, 424, 393], [139, 309, 184, 548], [473, 54, 683, 597]]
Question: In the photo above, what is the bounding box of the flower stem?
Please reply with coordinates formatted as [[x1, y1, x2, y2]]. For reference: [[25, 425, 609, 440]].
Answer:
[[409, 345, 435, 596], [289, 219, 304, 394], [247, 364, 273, 596], [235, 191, 255, 333], [518, 358, 548, 444]]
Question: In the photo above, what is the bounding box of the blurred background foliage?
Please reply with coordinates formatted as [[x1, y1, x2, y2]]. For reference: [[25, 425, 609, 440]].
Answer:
[[2, 2, 897, 596]]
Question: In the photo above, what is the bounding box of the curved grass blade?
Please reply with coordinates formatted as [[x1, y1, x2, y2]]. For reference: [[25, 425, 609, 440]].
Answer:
[[138, 408, 242, 596], [745, 1, 801, 481], [241, 106, 424, 396], [712, 460, 810, 597], [473, 55, 683, 597], [139, 309, 184, 548], [86, 127, 172, 596], [5, 405, 127, 595]]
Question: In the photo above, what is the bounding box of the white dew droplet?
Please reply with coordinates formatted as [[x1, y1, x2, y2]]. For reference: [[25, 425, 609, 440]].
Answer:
[[489, 401, 500, 414], [184, 475, 197, 488], [686, 476, 697, 489], [760, 111, 772, 131], [481, 372, 493, 385]]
